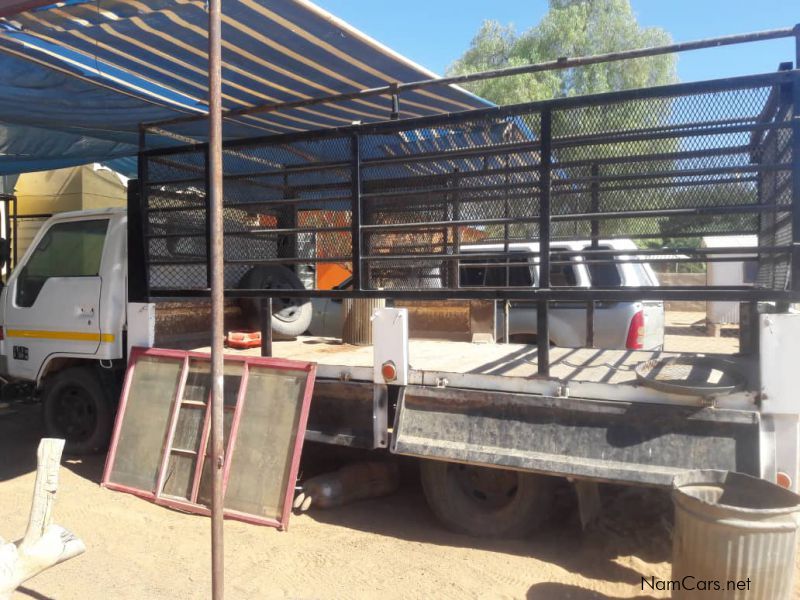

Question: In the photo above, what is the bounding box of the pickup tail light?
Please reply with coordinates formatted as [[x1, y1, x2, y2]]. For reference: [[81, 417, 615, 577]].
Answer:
[[625, 310, 645, 350]]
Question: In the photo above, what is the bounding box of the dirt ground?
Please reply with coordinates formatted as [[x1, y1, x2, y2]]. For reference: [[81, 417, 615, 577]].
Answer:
[[0, 311, 795, 599]]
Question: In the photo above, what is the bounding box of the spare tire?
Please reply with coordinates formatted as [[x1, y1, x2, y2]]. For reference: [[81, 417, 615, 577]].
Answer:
[[238, 265, 312, 338]]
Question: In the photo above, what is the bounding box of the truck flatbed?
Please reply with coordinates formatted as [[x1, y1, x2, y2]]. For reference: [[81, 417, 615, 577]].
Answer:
[[192, 337, 757, 409]]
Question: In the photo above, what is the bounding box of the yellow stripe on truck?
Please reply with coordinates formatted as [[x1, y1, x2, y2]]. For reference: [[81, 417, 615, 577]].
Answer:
[[6, 330, 115, 343]]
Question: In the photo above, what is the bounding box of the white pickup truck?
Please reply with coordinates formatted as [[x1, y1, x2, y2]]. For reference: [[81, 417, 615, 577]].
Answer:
[[311, 239, 665, 350]]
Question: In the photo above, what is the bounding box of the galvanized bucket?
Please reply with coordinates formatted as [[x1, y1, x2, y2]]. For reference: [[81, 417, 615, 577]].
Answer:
[[672, 470, 800, 599]]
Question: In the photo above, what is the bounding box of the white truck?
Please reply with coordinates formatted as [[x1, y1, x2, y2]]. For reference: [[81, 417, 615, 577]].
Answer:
[[3, 48, 800, 538], [0, 206, 798, 540]]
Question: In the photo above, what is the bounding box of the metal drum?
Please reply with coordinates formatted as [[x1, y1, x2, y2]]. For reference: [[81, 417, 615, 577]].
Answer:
[[672, 470, 800, 599]]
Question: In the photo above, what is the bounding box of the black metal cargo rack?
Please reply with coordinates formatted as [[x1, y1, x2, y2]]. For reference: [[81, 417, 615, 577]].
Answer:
[[129, 27, 800, 373], [133, 70, 800, 297]]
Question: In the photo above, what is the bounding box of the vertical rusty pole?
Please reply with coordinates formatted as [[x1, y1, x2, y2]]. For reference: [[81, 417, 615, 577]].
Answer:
[[207, 0, 225, 598]]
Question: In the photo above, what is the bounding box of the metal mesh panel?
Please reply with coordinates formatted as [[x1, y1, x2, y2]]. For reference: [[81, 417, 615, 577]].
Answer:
[[138, 71, 797, 299], [756, 95, 793, 290], [359, 113, 541, 289]]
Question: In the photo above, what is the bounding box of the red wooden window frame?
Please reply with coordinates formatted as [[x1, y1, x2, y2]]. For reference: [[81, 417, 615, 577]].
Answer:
[[102, 347, 316, 530]]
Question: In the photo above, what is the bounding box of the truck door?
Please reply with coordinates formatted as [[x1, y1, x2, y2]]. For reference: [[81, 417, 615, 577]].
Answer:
[[4, 218, 109, 380]]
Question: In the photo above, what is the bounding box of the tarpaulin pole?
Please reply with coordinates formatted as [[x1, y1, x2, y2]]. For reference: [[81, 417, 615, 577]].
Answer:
[[207, 0, 225, 597]]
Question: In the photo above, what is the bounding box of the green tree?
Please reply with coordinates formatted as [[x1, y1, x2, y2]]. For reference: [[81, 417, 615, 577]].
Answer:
[[450, 0, 683, 244], [447, 0, 678, 103]]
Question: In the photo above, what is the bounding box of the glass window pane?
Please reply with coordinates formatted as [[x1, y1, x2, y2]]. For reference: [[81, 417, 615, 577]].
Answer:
[[16, 219, 109, 307], [461, 255, 533, 288], [183, 360, 211, 403], [196, 408, 234, 507], [108, 356, 182, 492], [195, 361, 242, 506], [550, 253, 578, 287], [172, 405, 205, 453], [224, 366, 306, 520], [162, 454, 196, 499], [587, 247, 623, 287]]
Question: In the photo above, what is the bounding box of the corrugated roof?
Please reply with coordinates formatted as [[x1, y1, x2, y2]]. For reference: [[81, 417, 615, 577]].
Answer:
[[0, 0, 490, 175]]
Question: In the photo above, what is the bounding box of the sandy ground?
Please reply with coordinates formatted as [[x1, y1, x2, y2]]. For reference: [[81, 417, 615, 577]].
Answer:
[[661, 311, 740, 354], [0, 311, 795, 600]]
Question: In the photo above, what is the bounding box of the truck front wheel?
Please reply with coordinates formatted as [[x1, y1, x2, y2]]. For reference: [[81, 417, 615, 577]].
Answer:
[[42, 367, 113, 454], [420, 459, 556, 538]]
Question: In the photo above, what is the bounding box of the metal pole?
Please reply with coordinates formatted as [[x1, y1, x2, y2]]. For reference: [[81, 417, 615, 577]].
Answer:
[[587, 162, 599, 348], [12, 194, 17, 269], [537, 109, 552, 377], [792, 27, 800, 292], [261, 298, 273, 357], [503, 300, 510, 344], [146, 27, 795, 130], [350, 133, 363, 291], [207, 0, 225, 597]]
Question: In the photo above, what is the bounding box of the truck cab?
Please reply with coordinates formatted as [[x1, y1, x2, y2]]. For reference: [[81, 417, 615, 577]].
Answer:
[[0, 208, 128, 452]]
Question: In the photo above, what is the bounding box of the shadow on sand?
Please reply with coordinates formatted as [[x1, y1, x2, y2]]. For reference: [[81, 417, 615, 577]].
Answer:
[[300, 448, 672, 594], [0, 403, 105, 484], [527, 582, 658, 599]]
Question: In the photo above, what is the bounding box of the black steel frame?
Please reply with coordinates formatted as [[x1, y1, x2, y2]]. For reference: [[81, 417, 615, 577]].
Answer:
[[135, 70, 800, 300], [131, 28, 800, 376]]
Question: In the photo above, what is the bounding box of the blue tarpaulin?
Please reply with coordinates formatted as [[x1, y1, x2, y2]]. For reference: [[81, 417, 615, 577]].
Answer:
[[0, 0, 490, 175]]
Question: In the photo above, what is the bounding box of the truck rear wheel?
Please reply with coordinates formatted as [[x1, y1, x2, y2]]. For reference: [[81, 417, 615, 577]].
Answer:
[[42, 367, 113, 455], [420, 459, 556, 538]]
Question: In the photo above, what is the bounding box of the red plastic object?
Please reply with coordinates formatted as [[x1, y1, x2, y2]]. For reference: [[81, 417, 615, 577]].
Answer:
[[625, 310, 645, 350], [226, 330, 262, 349]]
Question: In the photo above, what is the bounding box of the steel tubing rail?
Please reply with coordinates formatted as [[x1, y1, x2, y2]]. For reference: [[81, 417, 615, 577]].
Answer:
[[144, 27, 797, 131], [147, 286, 800, 303]]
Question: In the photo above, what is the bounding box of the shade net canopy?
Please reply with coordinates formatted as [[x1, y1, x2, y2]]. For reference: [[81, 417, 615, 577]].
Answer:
[[0, 0, 489, 175]]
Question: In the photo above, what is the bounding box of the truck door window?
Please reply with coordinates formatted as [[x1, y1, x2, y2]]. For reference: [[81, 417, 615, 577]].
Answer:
[[15, 219, 109, 308], [586, 246, 623, 287]]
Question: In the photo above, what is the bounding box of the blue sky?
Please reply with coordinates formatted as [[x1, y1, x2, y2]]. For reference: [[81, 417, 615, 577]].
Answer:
[[316, 0, 797, 82]]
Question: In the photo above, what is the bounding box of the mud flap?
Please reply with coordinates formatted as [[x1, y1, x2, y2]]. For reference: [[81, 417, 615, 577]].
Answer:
[[390, 386, 760, 486]]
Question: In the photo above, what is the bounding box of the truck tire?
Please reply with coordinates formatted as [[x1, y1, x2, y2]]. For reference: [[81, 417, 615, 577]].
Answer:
[[420, 459, 556, 538], [238, 265, 312, 338], [42, 366, 113, 455]]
